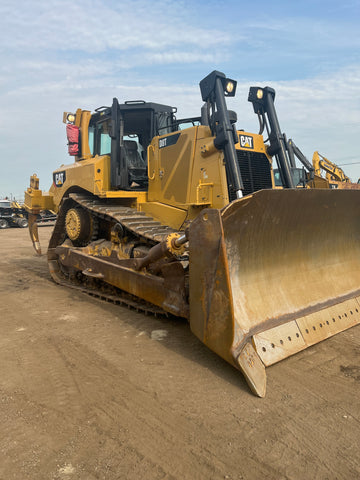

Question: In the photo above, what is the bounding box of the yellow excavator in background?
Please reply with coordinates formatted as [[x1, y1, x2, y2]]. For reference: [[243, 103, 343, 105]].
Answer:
[[24, 71, 360, 397], [312, 151, 360, 189], [312, 151, 350, 183]]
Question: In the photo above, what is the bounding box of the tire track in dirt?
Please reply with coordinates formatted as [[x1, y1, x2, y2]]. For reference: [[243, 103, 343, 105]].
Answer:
[[35, 334, 274, 480], [0, 387, 66, 480], [4, 337, 85, 419]]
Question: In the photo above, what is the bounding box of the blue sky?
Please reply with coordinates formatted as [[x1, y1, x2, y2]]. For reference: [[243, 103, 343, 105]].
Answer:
[[1, 0, 360, 199]]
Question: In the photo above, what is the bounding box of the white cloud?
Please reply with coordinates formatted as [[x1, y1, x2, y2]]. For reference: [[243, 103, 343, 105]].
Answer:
[[0, 0, 232, 54]]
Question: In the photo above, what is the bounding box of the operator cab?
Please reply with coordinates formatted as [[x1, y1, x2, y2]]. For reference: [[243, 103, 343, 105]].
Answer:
[[274, 167, 307, 188], [88, 100, 177, 191]]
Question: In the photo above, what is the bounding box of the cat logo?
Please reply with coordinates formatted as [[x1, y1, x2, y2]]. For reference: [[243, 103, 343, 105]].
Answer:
[[159, 137, 167, 148], [239, 134, 254, 149], [53, 171, 66, 187], [159, 133, 180, 149]]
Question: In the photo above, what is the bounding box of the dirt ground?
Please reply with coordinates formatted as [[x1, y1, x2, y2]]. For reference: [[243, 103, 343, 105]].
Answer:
[[0, 226, 359, 480]]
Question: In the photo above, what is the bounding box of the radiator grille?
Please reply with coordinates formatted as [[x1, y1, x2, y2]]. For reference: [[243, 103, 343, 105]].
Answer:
[[228, 150, 273, 201]]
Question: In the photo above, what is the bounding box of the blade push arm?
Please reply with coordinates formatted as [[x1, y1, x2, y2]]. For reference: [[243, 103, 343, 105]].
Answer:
[[248, 86, 295, 188]]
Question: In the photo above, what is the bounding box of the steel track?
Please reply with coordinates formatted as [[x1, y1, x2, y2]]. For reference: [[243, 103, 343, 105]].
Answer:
[[47, 192, 183, 317]]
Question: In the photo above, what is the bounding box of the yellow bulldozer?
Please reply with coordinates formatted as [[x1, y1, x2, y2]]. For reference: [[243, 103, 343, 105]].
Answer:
[[24, 71, 360, 397]]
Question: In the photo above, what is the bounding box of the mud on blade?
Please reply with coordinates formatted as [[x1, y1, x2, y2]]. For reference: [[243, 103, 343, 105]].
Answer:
[[189, 189, 360, 397]]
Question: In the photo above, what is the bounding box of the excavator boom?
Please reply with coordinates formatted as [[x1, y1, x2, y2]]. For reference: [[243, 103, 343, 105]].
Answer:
[[313, 151, 350, 183]]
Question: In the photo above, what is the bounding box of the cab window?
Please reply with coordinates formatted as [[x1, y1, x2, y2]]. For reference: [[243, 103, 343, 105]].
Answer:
[[98, 121, 111, 155], [88, 126, 95, 155]]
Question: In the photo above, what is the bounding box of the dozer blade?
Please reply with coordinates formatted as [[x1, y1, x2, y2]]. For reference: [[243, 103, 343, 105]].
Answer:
[[188, 189, 360, 397]]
